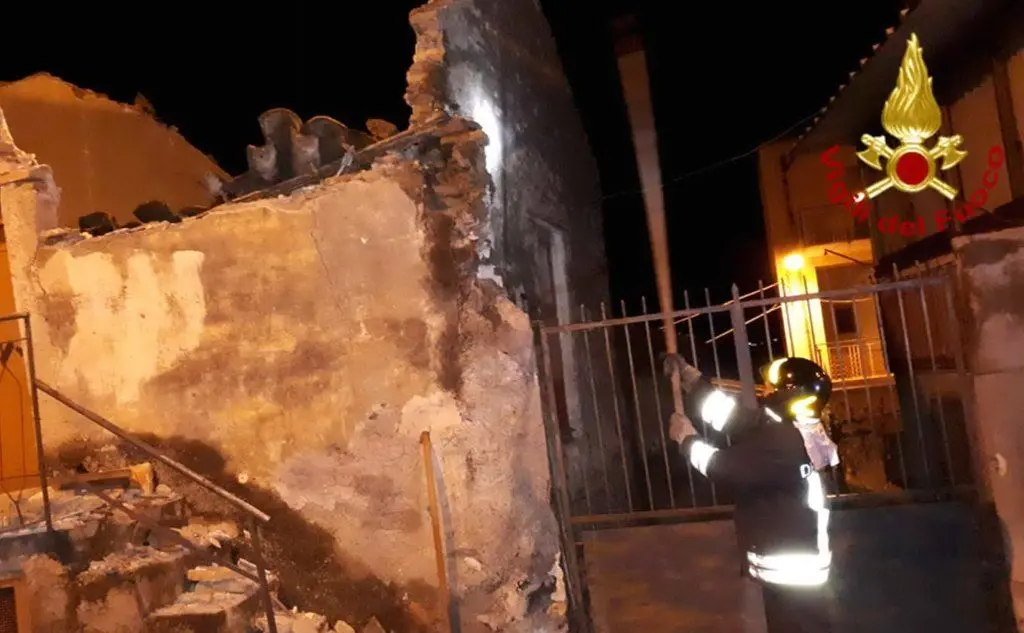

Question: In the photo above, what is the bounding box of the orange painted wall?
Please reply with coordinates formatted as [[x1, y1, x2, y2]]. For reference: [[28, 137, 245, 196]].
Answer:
[[0, 73, 227, 228]]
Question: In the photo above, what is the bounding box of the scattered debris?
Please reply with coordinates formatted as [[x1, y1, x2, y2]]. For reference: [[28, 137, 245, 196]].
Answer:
[[256, 609, 329, 633], [360, 616, 387, 633]]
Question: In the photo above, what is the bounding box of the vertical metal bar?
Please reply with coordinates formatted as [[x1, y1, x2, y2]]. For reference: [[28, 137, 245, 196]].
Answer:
[[847, 297, 878, 475], [705, 288, 729, 454], [249, 518, 278, 633], [581, 307, 612, 513], [871, 287, 909, 488], [758, 280, 775, 362], [642, 297, 675, 508], [801, 274, 821, 368], [573, 312, 592, 516], [539, 334, 588, 626], [22, 316, 52, 533], [942, 280, 988, 496], [704, 288, 723, 383], [892, 267, 930, 487], [825, 299, 855, 494], [621, 301, 654, 510], [699, 290, 720, 506], [730, 285, 758, 409], [600, 303, 633, 512], [780, 278, 798, 357], [681, 291, 700, 507], [919, 282, 954, 486]]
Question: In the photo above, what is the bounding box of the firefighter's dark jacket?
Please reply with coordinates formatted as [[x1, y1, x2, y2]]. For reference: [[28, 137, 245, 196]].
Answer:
[[680, 378, 823, 565]]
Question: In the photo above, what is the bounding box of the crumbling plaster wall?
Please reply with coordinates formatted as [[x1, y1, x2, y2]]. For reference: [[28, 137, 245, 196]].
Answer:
[[952, 225, 1024, 628], [0, 112, 564, 632], [0, 73, 226, 227], [407, 0, 621, 513], [407, 0, 607, 311]]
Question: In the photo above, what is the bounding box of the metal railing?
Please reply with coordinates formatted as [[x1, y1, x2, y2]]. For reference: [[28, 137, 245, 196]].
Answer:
[[537, 275, 975, 531], [815, 340, 888, 380], [0, 317, 279, 633]]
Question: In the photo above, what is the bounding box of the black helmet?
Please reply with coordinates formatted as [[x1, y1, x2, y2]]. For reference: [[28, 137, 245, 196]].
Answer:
[[759, 357, 832, 420]]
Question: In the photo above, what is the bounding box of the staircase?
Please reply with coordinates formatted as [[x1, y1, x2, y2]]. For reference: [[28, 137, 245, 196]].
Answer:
[[0, 378, 391, 633], [3, 473, 373, 633]]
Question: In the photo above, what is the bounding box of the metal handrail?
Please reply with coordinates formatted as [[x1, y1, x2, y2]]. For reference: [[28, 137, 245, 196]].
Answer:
[[34, 379, 270, 523], [32, 378, 278, 632]]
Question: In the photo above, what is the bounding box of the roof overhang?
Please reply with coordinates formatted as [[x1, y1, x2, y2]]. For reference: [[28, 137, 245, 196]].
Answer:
[[790, 0, 1019, 157]]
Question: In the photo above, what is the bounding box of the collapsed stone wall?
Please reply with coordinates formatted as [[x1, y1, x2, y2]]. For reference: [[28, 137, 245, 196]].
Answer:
[[407, 0, 621, 513], [0, 111, 566, 632]]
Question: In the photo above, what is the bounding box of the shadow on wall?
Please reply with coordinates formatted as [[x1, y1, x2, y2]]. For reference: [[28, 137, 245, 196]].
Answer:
[[54, 434, 439, 633]]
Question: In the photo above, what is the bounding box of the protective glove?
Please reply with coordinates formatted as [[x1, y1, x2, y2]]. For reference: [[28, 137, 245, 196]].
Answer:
[[662, 353, 704, 393], [668, 411, 698, 444]]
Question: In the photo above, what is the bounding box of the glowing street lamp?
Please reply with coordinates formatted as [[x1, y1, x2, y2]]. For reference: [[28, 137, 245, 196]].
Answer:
[[782, 253, 806, 273]]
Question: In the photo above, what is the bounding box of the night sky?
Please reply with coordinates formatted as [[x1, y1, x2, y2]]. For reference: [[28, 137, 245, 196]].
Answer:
[[3, 1, 902, 311]]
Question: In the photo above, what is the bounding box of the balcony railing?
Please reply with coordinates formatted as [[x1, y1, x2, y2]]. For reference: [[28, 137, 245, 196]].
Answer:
[[796, 204, 871, 246], [815, 340, 889, 381]]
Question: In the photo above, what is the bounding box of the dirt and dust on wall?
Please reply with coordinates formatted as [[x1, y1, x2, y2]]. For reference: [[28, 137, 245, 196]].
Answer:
[[0, 16, 572, 633]]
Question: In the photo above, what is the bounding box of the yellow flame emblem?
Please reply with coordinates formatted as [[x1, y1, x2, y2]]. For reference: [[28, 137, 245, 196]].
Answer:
[[857, 34, 967, 201]]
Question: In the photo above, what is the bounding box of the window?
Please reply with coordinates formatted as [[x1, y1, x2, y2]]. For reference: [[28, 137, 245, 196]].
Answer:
[[833, 304, 858, 336]]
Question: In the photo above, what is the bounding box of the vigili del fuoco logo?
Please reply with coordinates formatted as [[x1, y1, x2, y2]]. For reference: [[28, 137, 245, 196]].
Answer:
[[820, 33, 1005, 237]]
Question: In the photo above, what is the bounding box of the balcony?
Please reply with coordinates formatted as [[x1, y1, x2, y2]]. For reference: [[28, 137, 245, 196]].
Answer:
[[795, 204, 871, 246], [815, 340, 889, 381]]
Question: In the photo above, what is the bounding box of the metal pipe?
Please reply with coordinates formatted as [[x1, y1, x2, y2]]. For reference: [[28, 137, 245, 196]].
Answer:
[[615, 45, 685, 424], [23, 316, 52, 533], [705, 304, 782, 345], [668, 283, 780, 327], [419, 431, 451, 633], [249, 518, 279, 633], [541, 278, 946, 335], [34, 379, 270, 522]]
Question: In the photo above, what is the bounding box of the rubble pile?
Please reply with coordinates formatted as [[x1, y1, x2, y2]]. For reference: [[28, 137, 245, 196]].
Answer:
[[0, 467, 388, 633]]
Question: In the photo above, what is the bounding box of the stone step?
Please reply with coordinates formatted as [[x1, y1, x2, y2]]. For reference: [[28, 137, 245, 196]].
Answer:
[[146, 565, 263, 633], [76, 544, 194, 631], [0, 487, 188, 567]]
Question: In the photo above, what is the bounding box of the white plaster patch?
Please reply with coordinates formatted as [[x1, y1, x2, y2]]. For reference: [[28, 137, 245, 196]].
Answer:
[[976, 313, 1024, 374], [272, 452, 370, 514], [398, 390, 463, 438], [51, 249, 206, 404]]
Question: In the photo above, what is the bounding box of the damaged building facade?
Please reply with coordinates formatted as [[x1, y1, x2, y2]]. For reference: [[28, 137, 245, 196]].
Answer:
[[0, 0, 609, 631]]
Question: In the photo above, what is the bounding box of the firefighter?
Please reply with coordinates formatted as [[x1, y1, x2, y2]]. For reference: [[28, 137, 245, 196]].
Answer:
[[665, 355, 839, 633]]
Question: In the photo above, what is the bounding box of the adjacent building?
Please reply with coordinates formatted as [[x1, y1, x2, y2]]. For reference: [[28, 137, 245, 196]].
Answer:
[[757, 0, 1024, 382]]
